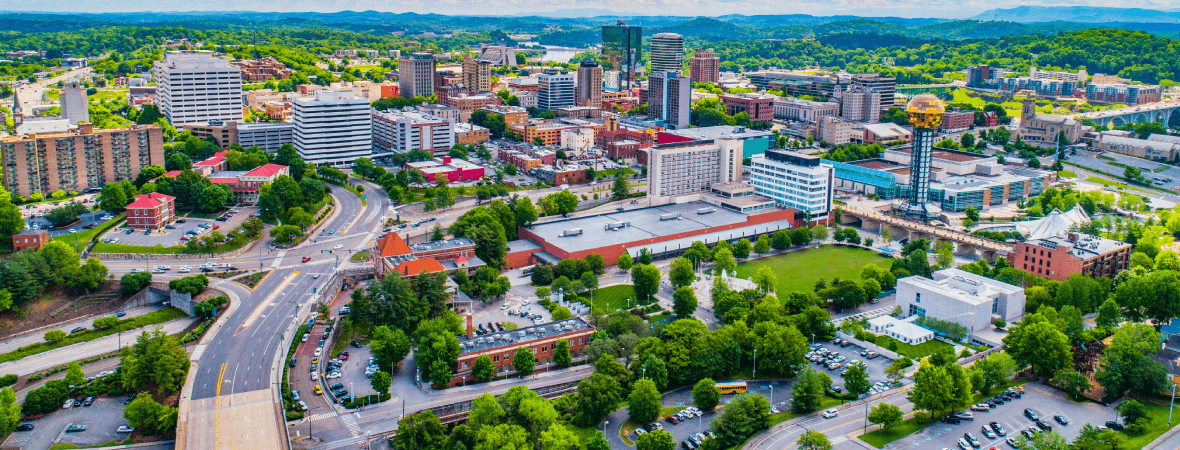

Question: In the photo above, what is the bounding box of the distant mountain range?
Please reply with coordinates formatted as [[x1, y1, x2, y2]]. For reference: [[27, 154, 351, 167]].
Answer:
[[972, 6, 1180, 24]]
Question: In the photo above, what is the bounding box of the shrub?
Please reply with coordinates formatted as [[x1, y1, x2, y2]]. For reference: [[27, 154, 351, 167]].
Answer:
[[0, 374, 16, 388]]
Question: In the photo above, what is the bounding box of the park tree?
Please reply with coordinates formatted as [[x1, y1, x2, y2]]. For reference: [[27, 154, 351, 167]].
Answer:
[[574, 373, 622, 426], [754, 321, 808, 378], [1054, 369, 1092, 401], [472, 355, 494, 381], [628, 378, 661, 424], [797, 430, 833, 450], [635, 355, 669, 390], [968, 353, 1016, 395], [630, 264, 661, 303], [553, 338, 572, 368], [0, 387, 18, 435], [936, 241, 954, 269], [672, 287, 698, 319], [771, 230, 791, 250], [64, 361, 85, 386], [617, 253, 633, 272], [1002, 314, 1073, 377], [370, 326, 411, 373], [753, 266, 777, 292], [791, 226, 813, 246], [733, 238, 752, 258], [515, 197, 538, 227], [124, 393, 177, 436], [754, 234, 771, 254], [713, 248, 736, 274], [468, 393, 505, 429], [712, 393, 770, 447], [1096, 324, 1169, 399], [693, 378, 720, 411], [868, 403, 903, 432], [120, 271, 153, 295], [843, 363, 871, 396], [668, 257, 695, 288], [371, 371, 392, 395], [791, 367, 829, 413], [512, 346, 536, 377], [392, 412, 446, 450], [636, 430, 676, 450]]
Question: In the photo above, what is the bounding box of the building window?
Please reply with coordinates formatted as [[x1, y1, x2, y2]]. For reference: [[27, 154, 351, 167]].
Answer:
[[914, 293, 921, 303]]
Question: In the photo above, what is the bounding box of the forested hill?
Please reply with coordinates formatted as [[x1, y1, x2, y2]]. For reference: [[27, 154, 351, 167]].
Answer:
[[973, 6, 1180, 24]]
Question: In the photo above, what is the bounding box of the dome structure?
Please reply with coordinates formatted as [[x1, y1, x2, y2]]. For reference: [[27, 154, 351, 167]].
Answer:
[[906, 94, 946, 130]]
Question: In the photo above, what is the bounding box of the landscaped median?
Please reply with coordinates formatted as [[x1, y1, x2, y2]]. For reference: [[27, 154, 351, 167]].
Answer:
[[0, 307, 188, 364]]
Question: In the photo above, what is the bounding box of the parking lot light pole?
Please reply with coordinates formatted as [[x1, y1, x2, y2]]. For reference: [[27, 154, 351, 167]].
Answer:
[[1171, 383, 1178, 425]]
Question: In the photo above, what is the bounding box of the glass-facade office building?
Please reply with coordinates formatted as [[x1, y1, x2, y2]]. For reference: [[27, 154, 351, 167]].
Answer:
[[602, 21, 642, 91]]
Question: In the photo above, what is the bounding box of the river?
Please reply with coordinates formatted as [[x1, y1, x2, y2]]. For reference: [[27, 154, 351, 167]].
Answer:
[[520, 42, 592, 63]]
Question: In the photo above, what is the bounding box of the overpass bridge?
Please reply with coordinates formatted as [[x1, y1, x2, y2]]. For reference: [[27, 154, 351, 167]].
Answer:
[[840, 206, 1014, 261], [1071, 100, 1180, 128]]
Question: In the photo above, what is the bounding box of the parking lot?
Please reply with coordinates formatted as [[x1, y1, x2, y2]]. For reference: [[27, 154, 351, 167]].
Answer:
[[101, 207, 257, 247], [4, 396, 133, 450], [326, 343, 377, 403], [474, 293, 554, 330], [907, 381, 1119, 449], [26, 208, 111, 237], [807, 338, 899, 397]]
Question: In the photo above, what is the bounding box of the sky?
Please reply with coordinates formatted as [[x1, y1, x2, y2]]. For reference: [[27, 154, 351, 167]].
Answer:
[[5, 0, 1176, 19]]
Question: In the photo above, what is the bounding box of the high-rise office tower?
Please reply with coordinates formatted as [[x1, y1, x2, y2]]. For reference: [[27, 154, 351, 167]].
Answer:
[[650, 33, 684, 76], [839, 86, 881, 123], [601, 20, 641, 91], [690, 49, 720, 84], [851, 74, 896, 112], [648, 71, 691, 130], [461, 55, 491, 93], [60, 81, 88, 125], [904, 94, 945, 221], [152, 51, 243, 125], [293, 90, 371, 166], [538, 72, 576, 111], [399, 52, 437, 98], [576, 60, 603, 108]]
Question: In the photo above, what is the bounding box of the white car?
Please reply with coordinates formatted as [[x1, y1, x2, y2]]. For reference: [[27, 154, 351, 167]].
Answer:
[[301, 334, 309, 342], [178, 266, 190, 273], [314, 348, 321, 357], [327, 372, 341, 379], [501, 303, 511, 310], [333, 244, 343, 249], [311, 372, 319, 381], [62, 399, 73, 409], [822, 409, 838, 419]]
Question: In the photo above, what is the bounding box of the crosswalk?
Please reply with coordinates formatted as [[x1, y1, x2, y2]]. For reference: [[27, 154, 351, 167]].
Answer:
[[307, 411, 338, 422], [339, 413, 362, 437], [270, 259, 334, 271], [313, 433, 373, 450], [271, 250, 287, 268]]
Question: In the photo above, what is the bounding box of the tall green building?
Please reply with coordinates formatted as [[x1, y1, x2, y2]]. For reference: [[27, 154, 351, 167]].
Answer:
[[601, 20, 641, 91]]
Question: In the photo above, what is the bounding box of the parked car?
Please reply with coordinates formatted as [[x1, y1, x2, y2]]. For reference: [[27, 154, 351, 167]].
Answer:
[[117, 425, 135, 433], [66, 424, 87, 432], [822, 409, 837, 419], [70, 327, 85, 334], [14, 424, 33, 431]]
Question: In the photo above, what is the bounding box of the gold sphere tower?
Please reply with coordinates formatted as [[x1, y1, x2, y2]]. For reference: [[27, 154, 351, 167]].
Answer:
[[903, 94, 946, 221]]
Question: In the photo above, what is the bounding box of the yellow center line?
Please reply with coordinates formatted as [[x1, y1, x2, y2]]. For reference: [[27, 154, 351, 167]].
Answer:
[[215, 362, 227, 448]]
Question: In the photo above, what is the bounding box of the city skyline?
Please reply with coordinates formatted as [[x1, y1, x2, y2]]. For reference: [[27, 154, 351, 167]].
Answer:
[[5, 2, 1180, 19]]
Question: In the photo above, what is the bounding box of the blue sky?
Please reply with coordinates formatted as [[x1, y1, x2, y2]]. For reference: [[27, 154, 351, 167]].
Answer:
[[4, 0, 1165, 19]]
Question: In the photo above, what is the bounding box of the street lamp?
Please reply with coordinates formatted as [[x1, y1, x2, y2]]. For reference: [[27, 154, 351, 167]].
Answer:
[[752, 348, 757, 379]]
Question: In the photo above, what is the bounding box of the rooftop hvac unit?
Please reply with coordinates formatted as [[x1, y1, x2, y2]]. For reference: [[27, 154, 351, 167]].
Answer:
[[519, 331, 527, 338], [697, 207, 716, 215], [561, 228, 583, 237], [660, 213, 681, 221]]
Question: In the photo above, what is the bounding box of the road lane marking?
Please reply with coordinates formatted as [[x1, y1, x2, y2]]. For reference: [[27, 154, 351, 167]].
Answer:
[[234, 271, 298, 337], [215, 362, 227, 448]]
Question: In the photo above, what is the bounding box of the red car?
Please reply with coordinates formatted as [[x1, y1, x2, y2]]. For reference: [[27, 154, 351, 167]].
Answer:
[[302, 256, 311, 263], [213, 225, 220, 230]]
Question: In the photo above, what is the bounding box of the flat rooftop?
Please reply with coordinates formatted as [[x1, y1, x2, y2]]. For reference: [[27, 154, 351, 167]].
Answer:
[[458, 318, 592, 356], [662, 126, 773, 141], [850, 159, 900, 170], [1028, 233, 1130, 261], [527, 202, 751, 253], [409, 238, 474, 254], [890, 146, 990, 163]]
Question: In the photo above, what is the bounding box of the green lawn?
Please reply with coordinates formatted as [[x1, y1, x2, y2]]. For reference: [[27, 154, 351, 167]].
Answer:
[[873, 335, 953, 360], [350, 251, 372, 262], [581, 284, 649, 314], [89, 90, 126, 102], [348, 64, 385, 72], [734, 245, 893, 296], [1057, 170, 1078, 178], [50, 440, 136, 449], [51, 215, 124, 245], [1083, 176, 1156, 195], [1119, 401, 1180, 450], [860, 416, 933, 448]]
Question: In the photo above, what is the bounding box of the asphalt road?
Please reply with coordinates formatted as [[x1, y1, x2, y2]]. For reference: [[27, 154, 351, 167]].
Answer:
[[0, 304, 168, 355]]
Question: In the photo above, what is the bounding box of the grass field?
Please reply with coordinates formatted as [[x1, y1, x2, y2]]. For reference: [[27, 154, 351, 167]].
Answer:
[[734, 246, 893, 295], [581, 284, 648, 315], [950, 88, 1022, 117], [873, 335, 953, 359], [1057, 170, 1078, 178], [860, 416, 932, 448], [348, 64, 385, 72], [89, 90, 126, 102], [1083, 176, 1157, 195], [51, 215, 124, 245], [1120, 401, 1180, 449]]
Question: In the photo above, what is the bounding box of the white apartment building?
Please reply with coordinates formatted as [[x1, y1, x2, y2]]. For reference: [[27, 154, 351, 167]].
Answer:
[[372, 108, 455, 156], [292, 90, 371, 166], [750, 149, 834, 217], [152, 51, 243, 125], [516, 91, 538, 108], [774, 97, 839, 123], [236, 122, 294, 152], [650, 33, 685, 76], [896, 268, 1026, 338], [648, 71, 691, 130], [647, 139, 743, 202], [538, 73, 576, 111]]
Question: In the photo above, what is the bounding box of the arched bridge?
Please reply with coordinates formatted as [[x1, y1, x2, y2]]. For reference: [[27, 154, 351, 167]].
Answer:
[[840, 206, 1014, 261], [1071, 101, 1180, 128]]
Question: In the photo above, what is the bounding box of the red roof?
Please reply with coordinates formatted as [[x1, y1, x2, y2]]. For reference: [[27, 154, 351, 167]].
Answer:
[[125, 192, 174, 210], [244, 164, 287, 178], [163, 170, 182, 178], [195, 151, 227, 166], [209, 178, 239, 184], [395, 259, 446, 276], [376, 233, 412, 257]]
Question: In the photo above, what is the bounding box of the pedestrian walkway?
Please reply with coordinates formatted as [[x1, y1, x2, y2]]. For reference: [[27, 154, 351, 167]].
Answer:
[[339, 414, 361, 437]]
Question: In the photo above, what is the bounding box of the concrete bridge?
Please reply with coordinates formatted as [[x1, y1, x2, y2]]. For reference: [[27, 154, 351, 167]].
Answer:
[[840, 206, 1014, 261], [1071, 100, 1180, 128]]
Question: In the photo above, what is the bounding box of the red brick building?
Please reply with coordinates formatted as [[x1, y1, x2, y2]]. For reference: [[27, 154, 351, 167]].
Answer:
[[535, 164, 589, 186], [1008, 233, 1131, 282], [12, 229, 47, 251], [125, 193, 176, 230], [720, 93, 776, 122], [596, 129, 654, 160], [942, 109, 975, 132], [450, 315, 595, 386]]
